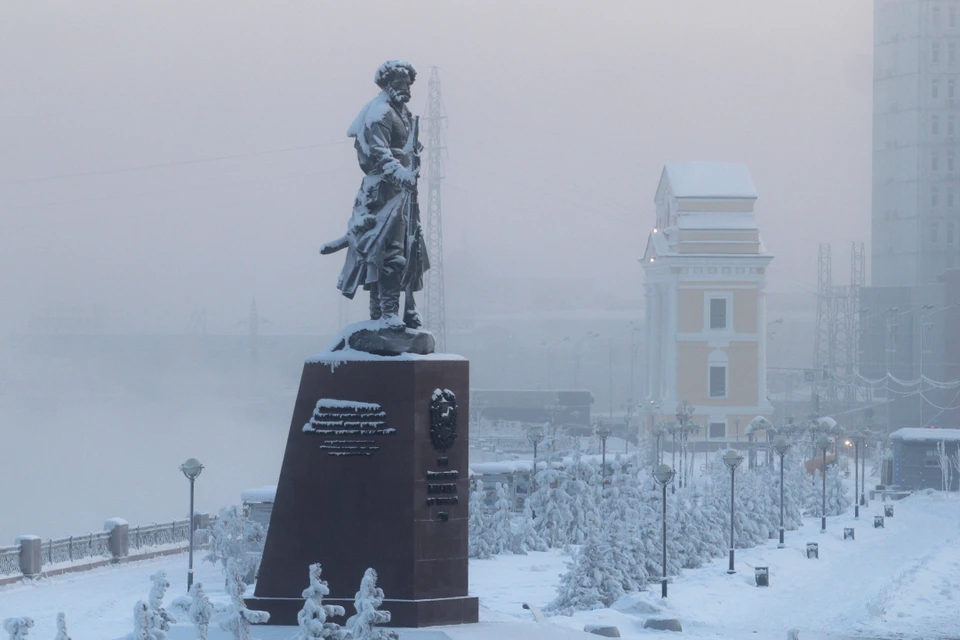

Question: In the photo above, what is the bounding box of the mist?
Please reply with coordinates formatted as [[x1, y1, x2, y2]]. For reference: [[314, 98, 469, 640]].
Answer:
[[1, 1, 871, 542]]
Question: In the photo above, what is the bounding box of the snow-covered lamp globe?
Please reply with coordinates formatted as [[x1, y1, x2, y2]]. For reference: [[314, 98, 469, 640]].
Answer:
[[179, 457, 204, 592], [722, 448, 743, 471], [594, 425, 613, 477], [652, 463, 675, 598]]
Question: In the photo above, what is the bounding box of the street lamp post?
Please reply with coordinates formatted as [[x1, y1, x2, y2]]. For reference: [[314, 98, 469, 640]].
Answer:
[[526, 427, 545, 492], [651, 425, 664, 465], [722, 449, 744, 574], [179, 457, 204, 592], [817, 435, 831, 533], [852, 430, 863, 519], [653, 464, 676, 598], [773, 438, 790, 548], [595, 424, 612, 479]]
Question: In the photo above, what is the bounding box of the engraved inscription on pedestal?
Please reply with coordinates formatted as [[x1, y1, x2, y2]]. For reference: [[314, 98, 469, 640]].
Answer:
[[302, 399, 396, 457]]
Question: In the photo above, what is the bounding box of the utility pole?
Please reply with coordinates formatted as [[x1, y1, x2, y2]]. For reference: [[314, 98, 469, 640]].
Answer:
[[423, 67, 448, 351]]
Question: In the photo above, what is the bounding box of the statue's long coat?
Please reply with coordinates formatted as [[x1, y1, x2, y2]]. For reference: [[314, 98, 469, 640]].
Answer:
[[337, 91, 429, 298]]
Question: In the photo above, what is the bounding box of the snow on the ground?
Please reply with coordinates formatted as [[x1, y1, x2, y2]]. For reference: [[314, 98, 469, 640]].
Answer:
[[2, 491, 959, 640]]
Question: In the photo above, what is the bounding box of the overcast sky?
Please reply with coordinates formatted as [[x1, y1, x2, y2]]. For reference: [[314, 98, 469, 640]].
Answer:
[[0, 0, 873, 335]]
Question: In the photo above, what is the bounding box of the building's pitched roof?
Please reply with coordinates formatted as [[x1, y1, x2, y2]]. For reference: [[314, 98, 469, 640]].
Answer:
[[661, 162, 757, 199], [890, 427, 960, 442]]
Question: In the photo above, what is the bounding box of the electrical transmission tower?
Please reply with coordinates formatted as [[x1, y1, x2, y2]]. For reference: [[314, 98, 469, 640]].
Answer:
[[423, 67, 448, 350]]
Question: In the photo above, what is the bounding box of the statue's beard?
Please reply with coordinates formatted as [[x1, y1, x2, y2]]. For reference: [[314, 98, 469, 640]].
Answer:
[[387, 87, 410, 104]]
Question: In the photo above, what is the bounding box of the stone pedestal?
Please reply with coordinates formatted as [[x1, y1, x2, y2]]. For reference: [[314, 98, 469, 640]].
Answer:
[[247, 355, 477, 628]]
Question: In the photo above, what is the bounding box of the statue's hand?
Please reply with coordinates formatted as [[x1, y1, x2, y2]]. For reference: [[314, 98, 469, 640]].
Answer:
[[391, 166, 419, 192]]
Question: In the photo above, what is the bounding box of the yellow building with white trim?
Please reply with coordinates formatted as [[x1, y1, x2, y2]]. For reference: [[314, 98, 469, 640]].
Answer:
[[641, 162, 773, 441]]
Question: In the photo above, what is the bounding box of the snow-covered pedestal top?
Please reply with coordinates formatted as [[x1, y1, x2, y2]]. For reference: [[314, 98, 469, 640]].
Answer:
[[309, 320, 465, 365]]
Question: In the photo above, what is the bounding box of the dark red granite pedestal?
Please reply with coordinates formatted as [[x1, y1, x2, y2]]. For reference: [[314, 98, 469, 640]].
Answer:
[[246, 355, 478, 628]]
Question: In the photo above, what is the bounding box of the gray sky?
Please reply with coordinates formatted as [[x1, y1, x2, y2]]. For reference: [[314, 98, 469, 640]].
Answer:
[[0, 0, 873, 335]]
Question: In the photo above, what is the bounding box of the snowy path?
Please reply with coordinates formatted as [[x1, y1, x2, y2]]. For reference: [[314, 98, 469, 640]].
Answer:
[[1, 492, 958, 640]]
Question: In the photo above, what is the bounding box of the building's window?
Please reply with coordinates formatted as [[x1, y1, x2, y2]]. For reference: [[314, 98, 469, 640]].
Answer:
[[709, 366, 727, 398], [934, 42, 941, 64], [932, 186, 940, 207], [950, 151, 956, 172], [950, 43, 957, 65], [932, 221, 940, 243], [709, 422, 726, 439], [935, 6, 942, 26], [710, 297, 728, 330], [950, 189, 956, 207], [933, 115, 941, 135], [950, 115, 956, 135], [933, 151, 940, 171], [948, 222, 955, 243], [952, 6, 958, 27], [951, 80, 957, 98], [934, 79, 941, 98]]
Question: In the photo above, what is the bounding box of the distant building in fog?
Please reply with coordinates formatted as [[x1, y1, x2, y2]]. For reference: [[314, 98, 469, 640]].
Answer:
[[641, 162, 774, 441]]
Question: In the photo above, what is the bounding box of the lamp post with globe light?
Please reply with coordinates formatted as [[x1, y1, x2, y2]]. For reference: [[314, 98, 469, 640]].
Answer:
[[817, 435, 831, 533], [852, 430, 864, 519], [595, 424, 612, 479], [526, 426, 545, 492], [722, 449, 744, 574], [653, 464, 676, 597], [772, 438, 790, 548], [179, 457, 204, 591]]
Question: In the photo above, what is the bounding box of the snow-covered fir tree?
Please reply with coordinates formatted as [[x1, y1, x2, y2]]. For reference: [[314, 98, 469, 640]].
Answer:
[[187, 583, 214, 640], [345, 568, 398, 640], [824, 462, 851, 516], [672, 486, 726, 569], [547, 527, 631, 615], [147, 570, 176, 636], [199, 505, 266, 578], [598, 456, 646, 588], [220, 558, 269, 640], [515, 501, 547, 553], [634, 472, 682, 580], [490, 482, 514, 555], [778, 446, 807, 531], [468, 480, 495, 559], [528, 463, 573, 548], [296, 563, 346, 640], [562, 447, 600, 546], [53, 613, 70, 640], [3, 618, 33, 640]]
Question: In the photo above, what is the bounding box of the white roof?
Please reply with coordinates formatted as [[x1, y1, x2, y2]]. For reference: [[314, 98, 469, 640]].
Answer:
[[890, 428, 960, 442], [663, 162, 757, 199]]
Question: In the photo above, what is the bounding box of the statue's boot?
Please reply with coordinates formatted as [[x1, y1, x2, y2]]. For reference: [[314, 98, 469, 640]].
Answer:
[[368, 283, 382, 320], [378, 273, 405, 330], [403, 288, 422, 329]]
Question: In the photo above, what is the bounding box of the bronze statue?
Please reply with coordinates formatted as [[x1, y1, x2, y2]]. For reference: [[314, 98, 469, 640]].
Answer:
[[321, 60, 429, 331]]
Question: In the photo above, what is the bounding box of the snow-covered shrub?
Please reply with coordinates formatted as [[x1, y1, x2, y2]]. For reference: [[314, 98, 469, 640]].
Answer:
[[187, 583, 214, 640], [345, 568, 397, 640], [562, 449, 600, 545], [126, 602, 161, 640], [296, 564, 346, 640], [468, 480, 495, 559], [547, 528, 633, 615], [220, 558, 269, 640], [490, 483, 514, 555], [147, 570, 176, 635], [824, 463, 851, 516], [3, 618, 33, 640], [199, 506, 265, 579], [515, 501, 547, 553], [53, 613, 70, 640]]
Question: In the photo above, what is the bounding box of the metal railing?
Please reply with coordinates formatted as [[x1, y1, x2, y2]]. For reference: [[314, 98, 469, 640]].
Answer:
[[0, 546, 19, 575], [130, 519, 193, 551], [40, 532, 112, 567]]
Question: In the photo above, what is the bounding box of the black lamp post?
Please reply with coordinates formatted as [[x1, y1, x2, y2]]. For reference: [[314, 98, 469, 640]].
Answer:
[[651, 425, 664, 465], [852, 430, 863, 519], [772, 438, 790, 548], [817, 435, 831, 533], [526, 427, 545, 492], [179, 457, 204, 591], [653, 464, 675, 597], [595, 424, 612, 478], [722, 449, 744, 574]]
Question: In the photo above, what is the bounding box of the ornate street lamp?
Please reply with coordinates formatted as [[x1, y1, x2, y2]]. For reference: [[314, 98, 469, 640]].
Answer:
[[772, 438, 790, 548], [179, 457, 204, 591], [851, 430, 864, 519], [653, 464, 676, 597], [722, 449, 744, 574], [595, 424, 612, 478], [817, 435, 832, 533], [526, 426, 545, 492], [651, 424, 664, 465]]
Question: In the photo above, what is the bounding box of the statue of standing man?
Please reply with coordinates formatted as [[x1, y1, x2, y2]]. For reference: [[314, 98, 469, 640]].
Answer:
[[321, 60, 429, 331]]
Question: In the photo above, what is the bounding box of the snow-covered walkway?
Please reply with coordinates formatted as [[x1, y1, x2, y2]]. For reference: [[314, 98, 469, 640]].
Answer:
[[1, 491, 958, 640]]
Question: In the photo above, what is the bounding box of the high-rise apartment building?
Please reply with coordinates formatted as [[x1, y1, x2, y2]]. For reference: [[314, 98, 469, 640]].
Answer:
[[873, 0, 960, 286]]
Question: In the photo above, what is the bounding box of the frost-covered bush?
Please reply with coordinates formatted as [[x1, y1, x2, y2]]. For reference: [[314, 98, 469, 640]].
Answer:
[[3, 618, 33, 640], [824, 463, 851, 516], [296, 564, 346, 640], [199, 506, 265, 579], [562, 449, 600, 545], [126, 602, 161, 640], [345, 569, 397, 640], [53, 613, 70, 640], [490, 483, 514, 555], [147, 570, 176, 635], [547, 528, 635, 615], [515, 501, 547, 553], [468, 480, 494, 559], [529, 464, 572, 548], [187, 583, 213, 640], [220, 558, 269, 640]]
